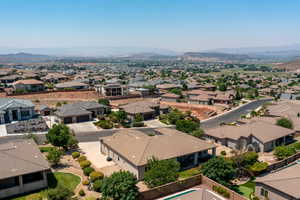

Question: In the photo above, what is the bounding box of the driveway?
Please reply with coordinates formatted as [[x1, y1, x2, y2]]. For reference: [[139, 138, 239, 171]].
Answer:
[[201, 98, 272, 129], [67, 121, 100, 133], [144, 119, 172, 128], [78, 141, 115, 169]]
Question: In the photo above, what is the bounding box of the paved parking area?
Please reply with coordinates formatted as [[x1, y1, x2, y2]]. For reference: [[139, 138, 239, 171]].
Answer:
[[68, 121, 100, 133], [78, 141, 115, 169]]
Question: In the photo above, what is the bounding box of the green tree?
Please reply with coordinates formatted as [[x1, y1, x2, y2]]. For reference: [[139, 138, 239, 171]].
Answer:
[[46, 148, 62, 166], [169, 88, 182, 96], [47, 185, 73, 200], [144, 158, 180, 188], [46, 124, 74, 150], [191, 128, 204, 138], [101, 171, 139, 200], [98, 99, 110, 106], [276, 117, 293, 129], [274, 146, 296, 160], [175, 119, 199, 133], [134, 113, 144, 122], [218, 83, 227, 91], [201, 157, 236, 187]]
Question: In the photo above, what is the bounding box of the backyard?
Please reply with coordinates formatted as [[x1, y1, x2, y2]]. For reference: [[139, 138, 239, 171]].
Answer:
[[238, 180, 256, 199], [12, 172, 81, 200]]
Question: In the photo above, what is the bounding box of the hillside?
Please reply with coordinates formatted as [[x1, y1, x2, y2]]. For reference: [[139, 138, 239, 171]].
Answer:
[[0, 52, 53, 63], [182, 52, 252, 62], [275, 59, 300, 71]]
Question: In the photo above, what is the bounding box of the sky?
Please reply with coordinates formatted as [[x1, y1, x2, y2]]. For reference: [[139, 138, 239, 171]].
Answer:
[[1, 0, 300, 52]]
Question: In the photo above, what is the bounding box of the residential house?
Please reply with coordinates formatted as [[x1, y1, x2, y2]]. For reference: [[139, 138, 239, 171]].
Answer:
[[12, 79, 44, 92], [0, 139, 50, 199], [100, 128, 216, 180], [161, 93, 181, 102], [203, 120, 295, 152], [55, 101, 108, 124], [255, 162, 300, 200], [95, 83, 129, 97], [0, 98, 35, 124], [55, 81, 89, 90], [120, 100, 169, 120], [42, 73, 68, 83]]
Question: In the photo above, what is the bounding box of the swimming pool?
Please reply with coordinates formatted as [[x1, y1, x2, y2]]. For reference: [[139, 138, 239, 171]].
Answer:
[[163, 189, 197, 200]]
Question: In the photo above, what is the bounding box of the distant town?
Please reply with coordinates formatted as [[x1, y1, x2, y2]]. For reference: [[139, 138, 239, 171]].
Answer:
[[0, 50, 299, 200]]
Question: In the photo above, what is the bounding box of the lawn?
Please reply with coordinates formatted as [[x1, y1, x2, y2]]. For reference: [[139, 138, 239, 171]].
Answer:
[[238, 181, 255, 198], [178, 167, 201, 179], [12, 172, 80, 200]]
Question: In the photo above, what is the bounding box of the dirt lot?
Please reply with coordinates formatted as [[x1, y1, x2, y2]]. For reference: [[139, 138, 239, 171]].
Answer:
[[160, 101, 225, 120], [0, 91, 101, 107]]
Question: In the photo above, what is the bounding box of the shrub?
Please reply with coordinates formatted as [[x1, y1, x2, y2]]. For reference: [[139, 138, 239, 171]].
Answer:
[[80, 160, 91, 169], [72, 152, 80, 159], [220, 151, 227, 156], [47, 185, 73, 200], [77, 155, 87, 162], [274, 146, 296, 160], [83, 167, 95, 176], [212, 185, 230, 198], [276, 117, 293, 129], [95, 120, 113, 129], [132, 121, 145, 127], [79, 189, 85, 196], [93, 179, 103, 192], [90, 171, 104, 182], [249, 162, 268, 174], [25, 193, 42, 200], [291, 142, 300, 150], [82, 179, 90, 185], [191, 129, 204, 138]]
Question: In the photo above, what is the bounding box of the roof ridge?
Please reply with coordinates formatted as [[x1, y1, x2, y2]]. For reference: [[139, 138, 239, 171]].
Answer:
[[137, 136, 153, 165], [261, 176, 300, 183]]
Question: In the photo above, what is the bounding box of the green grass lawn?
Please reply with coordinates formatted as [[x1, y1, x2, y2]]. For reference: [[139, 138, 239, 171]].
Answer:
[[12, 172, 80, 200], [238, 181, 255, 199], [178, 167, 201, 179]]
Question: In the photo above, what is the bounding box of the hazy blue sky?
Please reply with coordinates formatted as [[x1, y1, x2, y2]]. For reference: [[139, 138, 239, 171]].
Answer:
[[1, 0, 300, 51]]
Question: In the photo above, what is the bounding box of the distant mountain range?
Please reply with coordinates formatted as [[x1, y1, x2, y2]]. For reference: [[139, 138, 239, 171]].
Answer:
[[0, 52, 53, 63], [1, 44, 300, 64]]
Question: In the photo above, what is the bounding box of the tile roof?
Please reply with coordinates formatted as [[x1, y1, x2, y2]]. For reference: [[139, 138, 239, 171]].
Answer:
[[0, 139, 50, 180], [101, 128, 215, 166]]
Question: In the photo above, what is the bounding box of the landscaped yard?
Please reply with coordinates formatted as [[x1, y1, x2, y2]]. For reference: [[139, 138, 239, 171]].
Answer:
[[12, 172, 80, 200], [238, 181, 255, 199], [178, 167, 201, 179]]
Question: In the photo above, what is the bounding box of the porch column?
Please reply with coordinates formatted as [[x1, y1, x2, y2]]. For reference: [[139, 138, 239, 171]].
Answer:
[[212, 147, 216, 156], [19, 175, 24, 193], [8, 110, 13, 121], [17, 109, 21, 120], [194, 152, 199, 165], [283, 136, 286, 145], [72, 116, 77, 123], [0, 114, 4, 124], [42, 171, 48, 186]]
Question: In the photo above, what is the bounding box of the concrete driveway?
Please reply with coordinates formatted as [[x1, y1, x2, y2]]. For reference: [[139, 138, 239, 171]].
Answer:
[[78, 141, 115, 169], [67, 121, 100, 133]]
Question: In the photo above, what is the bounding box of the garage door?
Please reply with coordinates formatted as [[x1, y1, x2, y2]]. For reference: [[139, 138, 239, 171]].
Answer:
[[64, 117, 73, 124], [77, 115, 90, 123]]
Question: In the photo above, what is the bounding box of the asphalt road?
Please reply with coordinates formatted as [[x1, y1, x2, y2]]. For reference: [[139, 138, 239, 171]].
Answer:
[[0, 99, 272, 143], [201, 98, 272, 129]]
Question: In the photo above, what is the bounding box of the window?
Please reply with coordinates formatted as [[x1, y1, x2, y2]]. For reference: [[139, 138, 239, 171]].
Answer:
[[0, 177, 19, 189], [260, 188, 268, 197], [21, 110, 30, 117], [23, 171, 43, 184]]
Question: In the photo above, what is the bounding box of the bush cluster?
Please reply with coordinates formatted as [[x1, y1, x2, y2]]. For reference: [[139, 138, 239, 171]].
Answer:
[[212, 185, 230, 198]]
